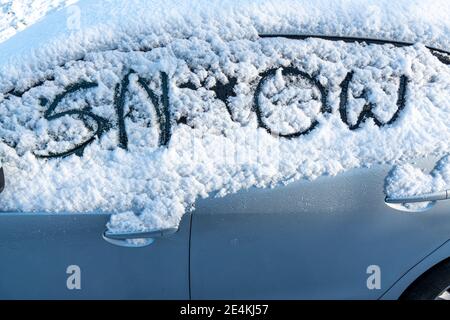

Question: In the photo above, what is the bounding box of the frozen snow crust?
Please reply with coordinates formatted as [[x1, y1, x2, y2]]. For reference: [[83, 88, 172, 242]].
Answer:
[[1, 0, 450, 232]]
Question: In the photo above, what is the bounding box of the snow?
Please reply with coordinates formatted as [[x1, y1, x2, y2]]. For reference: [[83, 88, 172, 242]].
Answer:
[[0, 0, 450, 233], [0, 0, 77, 44], [385, 156, 450, 211]]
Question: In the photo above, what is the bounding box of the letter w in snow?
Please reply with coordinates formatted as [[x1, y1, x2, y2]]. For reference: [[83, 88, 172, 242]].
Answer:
[[339, 71, 408, 130]]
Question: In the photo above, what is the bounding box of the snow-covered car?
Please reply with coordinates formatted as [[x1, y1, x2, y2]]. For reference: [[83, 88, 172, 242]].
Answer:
[[1, 0, 450, 300]]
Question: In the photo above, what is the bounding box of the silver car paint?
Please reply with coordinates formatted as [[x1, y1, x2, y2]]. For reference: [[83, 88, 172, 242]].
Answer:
[[0, 159, 449, 299], [0, 212, 191, 299], [190, 157, 450, 299]]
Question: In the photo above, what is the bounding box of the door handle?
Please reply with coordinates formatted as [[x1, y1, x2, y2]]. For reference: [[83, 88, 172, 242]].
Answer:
[[104, 227, 178, 240], [103, 227, 178, 247], [385, 190, 449, 204]]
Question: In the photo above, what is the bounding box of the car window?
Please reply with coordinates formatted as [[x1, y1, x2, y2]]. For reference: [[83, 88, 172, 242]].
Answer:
[[1, 34, 449, 233]]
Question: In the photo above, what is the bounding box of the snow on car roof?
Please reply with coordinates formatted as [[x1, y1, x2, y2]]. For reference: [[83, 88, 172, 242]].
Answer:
[[0, 0, 449, 233], [0, 0, 77, 44], [2, 0, 450, 76]]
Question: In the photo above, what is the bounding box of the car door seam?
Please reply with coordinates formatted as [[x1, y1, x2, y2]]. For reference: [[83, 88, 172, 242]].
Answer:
[[188, 212, 193, 300]]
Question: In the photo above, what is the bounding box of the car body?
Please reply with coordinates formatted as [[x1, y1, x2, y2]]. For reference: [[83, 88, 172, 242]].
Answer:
[[1, 0, 450, 300], [1, 155, 450, 299]]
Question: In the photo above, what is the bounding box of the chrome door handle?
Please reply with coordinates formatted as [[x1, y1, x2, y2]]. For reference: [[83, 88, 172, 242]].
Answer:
[[103, 227, 178, 240], [103, 227, 178, 247], [385, 190, 449, 204]]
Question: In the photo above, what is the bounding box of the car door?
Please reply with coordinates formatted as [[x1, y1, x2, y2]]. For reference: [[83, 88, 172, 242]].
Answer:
[[190, 156, 450, 299], [0, 208, 191, 299]]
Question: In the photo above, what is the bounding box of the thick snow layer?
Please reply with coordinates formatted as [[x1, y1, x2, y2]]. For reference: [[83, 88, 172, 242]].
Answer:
[[0, 0, 450, 232], [0, 0, 77, 44], [1, 0, 450, 67]]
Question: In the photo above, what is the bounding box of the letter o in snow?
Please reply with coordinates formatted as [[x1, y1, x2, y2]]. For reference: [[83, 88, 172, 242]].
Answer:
[[253, 67, 328, 138]]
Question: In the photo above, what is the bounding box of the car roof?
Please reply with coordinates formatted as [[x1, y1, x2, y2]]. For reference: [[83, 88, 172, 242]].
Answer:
[[1, 0, 449, 73]]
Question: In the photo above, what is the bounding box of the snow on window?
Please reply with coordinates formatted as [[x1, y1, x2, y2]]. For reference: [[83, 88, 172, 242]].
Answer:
[[0, 13, 450, 232]]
